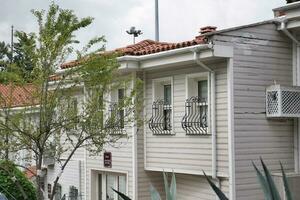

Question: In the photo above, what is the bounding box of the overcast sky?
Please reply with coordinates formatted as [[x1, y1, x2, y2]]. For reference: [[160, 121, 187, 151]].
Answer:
[[0, 0, 284, 52]]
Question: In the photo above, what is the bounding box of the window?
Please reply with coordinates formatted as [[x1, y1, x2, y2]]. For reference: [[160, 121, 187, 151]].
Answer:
[[47, 183, 52, 199], [54, 184, 62, 200], [98, 173, 127, 200], [182, 73, 209, 135], [66, 98, 78, 130], [149, 77, 173, 134], [118, 88, 125, 129], [105, 88, 125, 134], [69, 186, 78, 200]]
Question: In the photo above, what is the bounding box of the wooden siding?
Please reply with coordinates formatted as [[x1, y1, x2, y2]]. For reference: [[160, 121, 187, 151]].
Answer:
[[46, 160, 82, 198], [213, 23, 294, 199], [144, 63, 228, 177], [85, 135, 133, 200], [176, 174, 229, 200]]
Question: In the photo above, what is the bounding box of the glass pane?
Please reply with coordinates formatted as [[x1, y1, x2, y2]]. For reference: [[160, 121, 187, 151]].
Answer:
[[106, 175, 115, 200], [117, 176, 126, 200], [98, 174, 102, 200], [118, 88, 125, 129], [118, 89, 125, 101], [164, 85, 171, 105], [198, 80, 208, 100]]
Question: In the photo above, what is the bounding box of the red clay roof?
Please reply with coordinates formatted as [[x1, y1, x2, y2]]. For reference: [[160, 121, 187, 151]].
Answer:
[[61, 33, 209, 69], [24, 166, 37, 179], [0, 84, 37, 108]]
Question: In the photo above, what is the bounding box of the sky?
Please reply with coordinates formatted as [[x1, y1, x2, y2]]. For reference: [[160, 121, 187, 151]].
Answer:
[[0, 0, 285, 52]]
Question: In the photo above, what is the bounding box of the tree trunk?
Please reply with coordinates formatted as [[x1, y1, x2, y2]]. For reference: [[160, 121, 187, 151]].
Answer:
[[36, 154, 44, 200]]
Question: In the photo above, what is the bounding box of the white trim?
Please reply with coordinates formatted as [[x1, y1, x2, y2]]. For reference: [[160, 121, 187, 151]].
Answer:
[[227, 58, 236, 200], [83, 85, 88, 200], [185, 72, 209, 99], [131, 72, 137, 200], [143, 71, 148, 170], [90, 168, 129, 200], [151, 76, 174, 135], [144, 167, 228, 178]]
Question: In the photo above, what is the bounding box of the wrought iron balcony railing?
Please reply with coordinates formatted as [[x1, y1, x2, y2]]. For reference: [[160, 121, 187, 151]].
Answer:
[[105, 102, 125, 135], [181, 96, 208, 135], [149, 100, 172, 134]]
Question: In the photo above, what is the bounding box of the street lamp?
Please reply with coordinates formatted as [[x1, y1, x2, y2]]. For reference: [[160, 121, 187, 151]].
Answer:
[[126, 26, 142, 44]]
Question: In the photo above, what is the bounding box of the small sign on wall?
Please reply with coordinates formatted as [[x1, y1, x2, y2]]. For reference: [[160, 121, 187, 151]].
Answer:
[[104, 152, 112, 168]]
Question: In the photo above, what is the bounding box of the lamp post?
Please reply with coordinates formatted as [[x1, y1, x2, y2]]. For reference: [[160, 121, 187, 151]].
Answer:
[[126, 27, 142, 44]]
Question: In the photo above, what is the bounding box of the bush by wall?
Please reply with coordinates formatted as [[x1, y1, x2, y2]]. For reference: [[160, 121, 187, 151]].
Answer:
[[0, 160, 37, 200]]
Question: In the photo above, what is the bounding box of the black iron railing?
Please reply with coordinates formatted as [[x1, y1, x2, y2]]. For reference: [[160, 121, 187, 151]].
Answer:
[[181, 96, 208, 135], [149, 100, 172, 134], [105, 102, 125, 135]]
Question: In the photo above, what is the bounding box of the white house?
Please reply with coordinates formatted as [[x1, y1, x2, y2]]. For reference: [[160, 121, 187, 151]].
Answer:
[[4, 1, 300, 200]]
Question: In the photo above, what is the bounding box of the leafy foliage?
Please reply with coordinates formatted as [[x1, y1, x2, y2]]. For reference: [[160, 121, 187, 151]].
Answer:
[[0, 160, 37, 200], [0, 2, 142, 200]]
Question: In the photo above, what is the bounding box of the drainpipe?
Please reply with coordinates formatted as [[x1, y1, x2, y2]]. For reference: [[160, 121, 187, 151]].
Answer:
[[193, 52, 217, 180], [279, 20, 300, 173]]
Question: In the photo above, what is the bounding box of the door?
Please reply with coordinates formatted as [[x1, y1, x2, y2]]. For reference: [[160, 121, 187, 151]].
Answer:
[[97, 172, 127, 200], [98, 174, 102, 200]]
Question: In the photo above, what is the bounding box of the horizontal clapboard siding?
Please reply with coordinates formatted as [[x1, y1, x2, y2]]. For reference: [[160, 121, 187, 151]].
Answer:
[[214, 23, 294, 199], [144, 62, 228, 177], [85, 132, 133, 200]]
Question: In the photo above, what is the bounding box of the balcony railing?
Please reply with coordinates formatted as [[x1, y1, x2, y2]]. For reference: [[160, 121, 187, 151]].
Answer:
[[149, 100, 172, 134], [181, 96, 208, 135], [105, 102, 125, 135]]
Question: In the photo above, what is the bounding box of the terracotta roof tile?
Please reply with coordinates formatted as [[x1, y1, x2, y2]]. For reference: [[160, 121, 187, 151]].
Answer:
[[0, 84, 37, 108], [61, 33, 210, 69]]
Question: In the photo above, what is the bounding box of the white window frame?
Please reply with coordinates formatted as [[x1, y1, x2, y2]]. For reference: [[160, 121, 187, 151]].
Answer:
[[151, 76, 174, 134], [185, 72, 210, 134], [95, 171, 128, 200]]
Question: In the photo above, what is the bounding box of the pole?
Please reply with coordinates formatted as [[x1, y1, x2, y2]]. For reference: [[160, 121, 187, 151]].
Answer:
[[11, 25, 14, 63], [155, 0, 159, 41]]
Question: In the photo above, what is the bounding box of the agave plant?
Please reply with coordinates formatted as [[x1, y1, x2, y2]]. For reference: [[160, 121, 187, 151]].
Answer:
[[150, 171, 176, 200], [204, 158, 293, 200], [113, 171, 176, 200]]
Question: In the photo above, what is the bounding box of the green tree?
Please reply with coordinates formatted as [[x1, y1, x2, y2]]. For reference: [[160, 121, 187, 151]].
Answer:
[[0, 3, 141, 200], [0, 160, 37, 200]]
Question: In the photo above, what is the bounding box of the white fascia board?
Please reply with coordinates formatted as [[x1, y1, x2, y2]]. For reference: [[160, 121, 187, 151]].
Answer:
[[286, 19, 300, 29], [117, 44, 233, 70]]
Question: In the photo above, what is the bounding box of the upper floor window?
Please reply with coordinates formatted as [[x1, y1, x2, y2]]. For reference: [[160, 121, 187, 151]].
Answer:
[[105, 88, 125, 134], [182, 73, 209, 135], [149, 77, 173, 135]]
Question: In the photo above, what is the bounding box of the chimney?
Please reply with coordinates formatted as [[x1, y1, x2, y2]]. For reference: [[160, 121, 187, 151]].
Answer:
[[273, 1, 300, 18], [286, 0, 300, 4], [199, 26, 217, 35]]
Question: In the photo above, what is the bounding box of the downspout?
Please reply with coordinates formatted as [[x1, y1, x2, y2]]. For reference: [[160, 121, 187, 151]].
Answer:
[[131, 72, 138, 200], [193, 52, 217, 181], [279, 20, 300, 173]]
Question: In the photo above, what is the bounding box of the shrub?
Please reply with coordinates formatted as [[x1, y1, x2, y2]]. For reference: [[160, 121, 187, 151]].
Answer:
[[0, 160, 37, 200]]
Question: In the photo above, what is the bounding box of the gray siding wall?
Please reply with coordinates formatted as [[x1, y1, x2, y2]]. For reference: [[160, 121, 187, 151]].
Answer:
[[144, 63, 228, 177], [213, 23, 294, 199], [46, 160, 82, 199], [141, 63, 230, 199]]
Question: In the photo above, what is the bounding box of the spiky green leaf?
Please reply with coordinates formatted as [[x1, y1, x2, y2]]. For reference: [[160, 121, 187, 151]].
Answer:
[[163, 172, 172, 200], [252, 161, 272, 200], [112, 188, 131, 200], [280, 162, 293, 200], [260, 158, 281, 200], [170, 172, 176, 200], [150, 184, 161, 200], [203, 171, 228, 200]]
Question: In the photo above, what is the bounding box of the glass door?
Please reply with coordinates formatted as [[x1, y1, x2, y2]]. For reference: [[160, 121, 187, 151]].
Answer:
[[98, 174, 102, 200]]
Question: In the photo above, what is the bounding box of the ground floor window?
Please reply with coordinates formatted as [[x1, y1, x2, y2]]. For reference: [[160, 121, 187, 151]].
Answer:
[[97, 172, 127, 200]]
